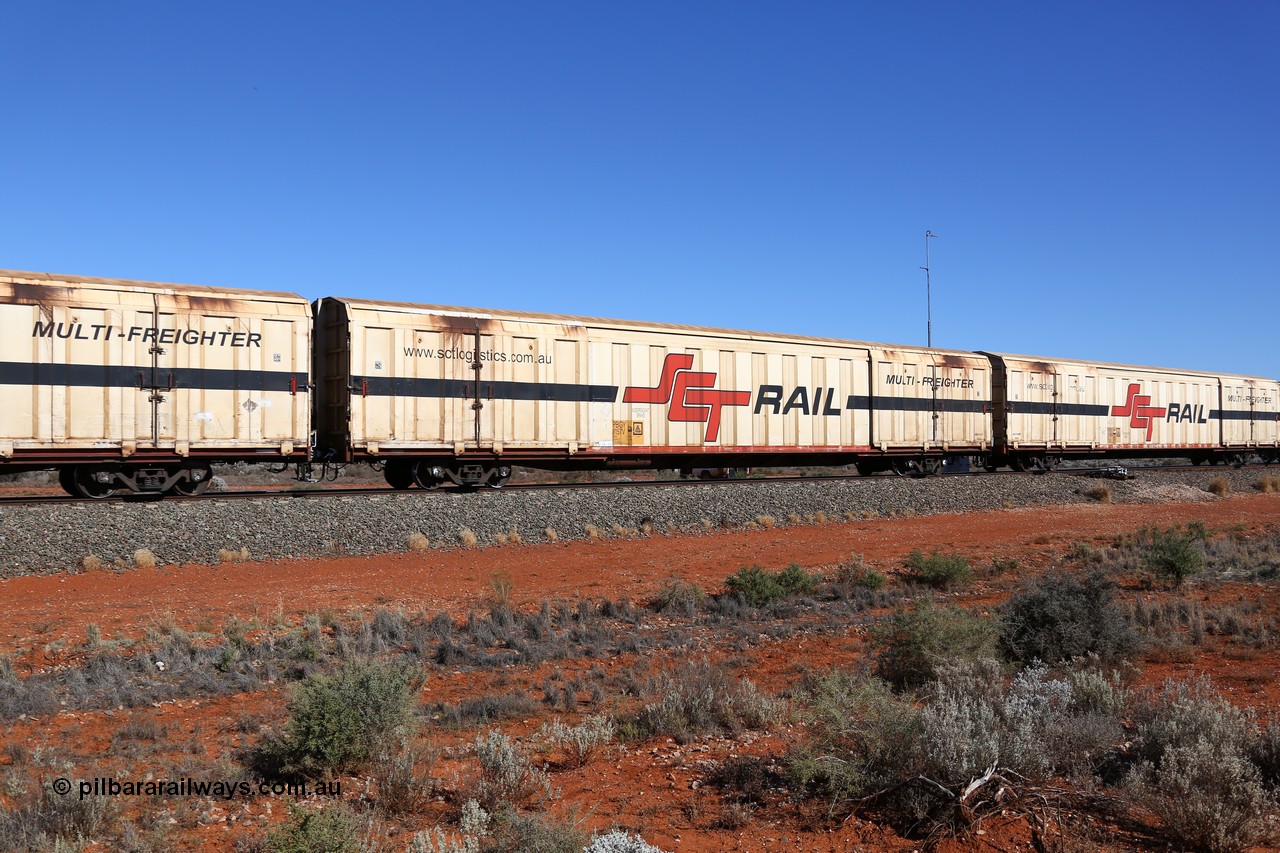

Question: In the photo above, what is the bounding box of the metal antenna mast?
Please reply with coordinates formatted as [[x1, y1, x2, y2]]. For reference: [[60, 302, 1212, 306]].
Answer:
[[921, 230, 937, 347]]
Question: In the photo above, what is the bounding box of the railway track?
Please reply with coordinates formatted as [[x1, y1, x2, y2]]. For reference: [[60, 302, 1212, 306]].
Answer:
[[0, 462, 1269, 508]]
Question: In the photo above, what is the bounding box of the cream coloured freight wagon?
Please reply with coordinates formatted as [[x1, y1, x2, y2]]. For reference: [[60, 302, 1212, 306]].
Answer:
[[982, 352, 1280, 469], [314, 297, 993, 487], [0, 270, 312, 496]]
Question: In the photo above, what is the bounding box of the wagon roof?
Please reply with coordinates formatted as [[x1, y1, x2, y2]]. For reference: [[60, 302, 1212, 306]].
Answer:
[[329, 296, 987, 358], [0, 269, 308, 304], [979, 351, 1276, 384]]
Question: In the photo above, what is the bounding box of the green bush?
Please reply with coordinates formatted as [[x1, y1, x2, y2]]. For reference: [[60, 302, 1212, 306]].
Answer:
[[724, 563, 817, 607], [872, 600, 998, 689], [786, 671, 922, 811], [999, 570, 1139, 665], [903, 550, 972, 589], [266, 803, 359, 853], [1138, 524, 1206, 587], [262, 658, 422, 776]]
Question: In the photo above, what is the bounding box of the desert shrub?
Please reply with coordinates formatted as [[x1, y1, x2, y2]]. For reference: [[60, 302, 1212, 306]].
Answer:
[[1127, 738, 1274, 853], [470, 730, 551, 809], [260, 658, 422, 776], [638, 659, 781, 742], [584, 831, 670, 853], [484, 808, 588, 853], [265, 803, 359, 853], [1085, 483, 1113, 503], [789, 662, 1126, 829], [1253, 717, 1280, 789], [1130, 675, 1257, 766], [410, 828, 480, 853], [851, 569, 886, 590], [872, 600, 998, 688], [723, 563, 817, 607], [903, 550, 972, 589], [539, 715, 614, 767], [1207, 475, 1231, 496], [787, 671, 923, 811], [651, 577, 705, 615], [372, 739, 438, 815], [1202, 531, 1280, 581], [1137, 524, 1206, 587], [0, 779, 116, 852], [999, 570, 1139, 665], [429, 691, 540, 728]]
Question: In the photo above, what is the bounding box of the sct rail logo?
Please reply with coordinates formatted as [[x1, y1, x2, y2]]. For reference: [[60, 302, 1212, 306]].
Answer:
[[1111, 383, 1168, 441], [622, 354, 750, 442]]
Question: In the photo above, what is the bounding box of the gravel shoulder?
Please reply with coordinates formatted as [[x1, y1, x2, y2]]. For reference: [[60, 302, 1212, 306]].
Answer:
[[0, 467, 1270, 575]]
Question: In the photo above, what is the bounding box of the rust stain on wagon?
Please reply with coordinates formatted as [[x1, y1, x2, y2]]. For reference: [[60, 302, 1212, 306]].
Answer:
[[0, 283, 81, 307], [937, 354, 974, 368], [169, 294, 260, 315]]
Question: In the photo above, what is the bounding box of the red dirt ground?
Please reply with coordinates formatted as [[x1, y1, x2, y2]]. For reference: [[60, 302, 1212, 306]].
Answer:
[[3, 493, 1279, 851]]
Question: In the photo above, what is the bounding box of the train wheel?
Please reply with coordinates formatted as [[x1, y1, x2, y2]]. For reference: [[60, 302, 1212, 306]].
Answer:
[[485, 466, 512, 489], [888, 459, 910, 476], [383, 460, 415, 490], [171, 466, 213, 496], [71, 466, 116, 499], [58, 467, 78, 496], [412, 462, 443, 490], [854, 460, 876, 477]]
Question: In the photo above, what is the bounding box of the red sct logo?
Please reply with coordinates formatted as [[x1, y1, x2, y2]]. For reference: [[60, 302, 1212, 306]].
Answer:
[[622, 354, 750, 442], [1111, 383, 1167, 441]]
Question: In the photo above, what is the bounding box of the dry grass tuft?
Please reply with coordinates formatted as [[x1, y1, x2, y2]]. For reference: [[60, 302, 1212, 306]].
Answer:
[[755, 515, 776, 529], [1207, 476, 1230, 497], [787, 513, 803, 525], [458, 527, 479, 547], [815, 511, 829, 524], [843, 511, 858, 522], [81, 555, 103, 572], [1085, 484, 1114, 504], [505, 527, 523, 546], [218, 547, 251, 564], [1255, 474, 1280, 494], [610, 523, 632, 538], [133, 548, 157, 569], [1001, 498, 1015, 510], [640, 519, 656, 536], [585, 524, 602, 541], [544, 527, 559, 543], [405, 532, 429, 553], [700, 517, 715, 531]]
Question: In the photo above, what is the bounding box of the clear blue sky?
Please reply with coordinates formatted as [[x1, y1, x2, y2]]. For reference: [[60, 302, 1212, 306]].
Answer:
[[3, 2, 1276, 378]]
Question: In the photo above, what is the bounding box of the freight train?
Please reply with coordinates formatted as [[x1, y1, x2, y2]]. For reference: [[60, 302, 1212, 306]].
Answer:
[[2, 269, 1276, 498]]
